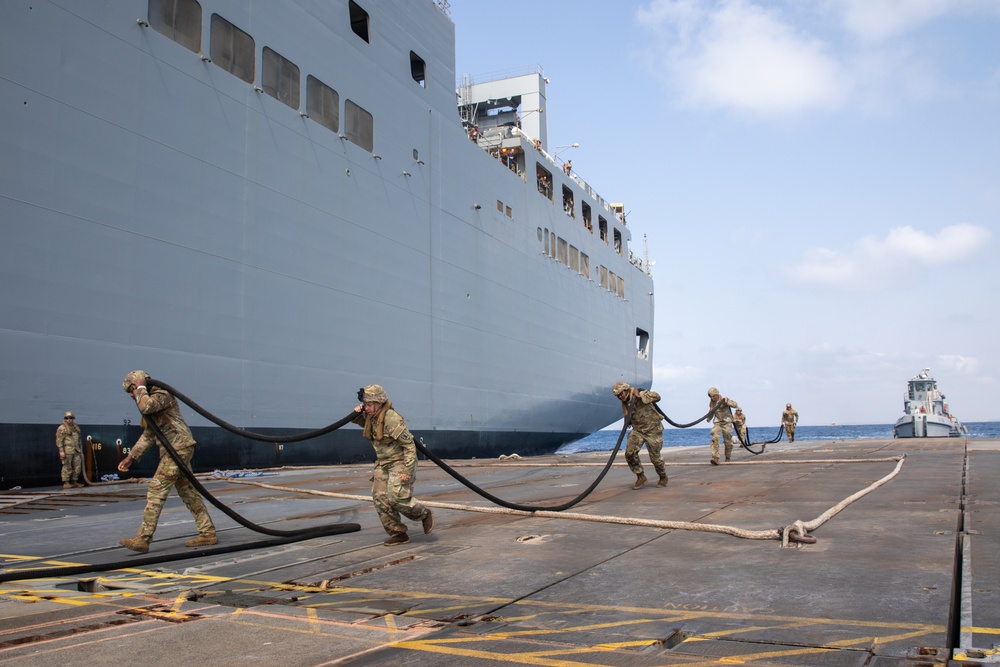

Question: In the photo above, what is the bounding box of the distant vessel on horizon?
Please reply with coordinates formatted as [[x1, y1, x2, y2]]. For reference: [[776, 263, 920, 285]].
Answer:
[[893, 369, 966, 438]]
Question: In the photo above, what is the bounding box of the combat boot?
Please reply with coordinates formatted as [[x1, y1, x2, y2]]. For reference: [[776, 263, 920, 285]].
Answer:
[[632, 473, 647, 490], [73, 481, 84, 488], [185, 534, 218, 548], [421, 509, 434, 534], [383, 533, 410, 546], [656, 474, 668, 487], [62, 482, 73, 489], [710, 458, 719, 466], [119, 537, 151, 553]]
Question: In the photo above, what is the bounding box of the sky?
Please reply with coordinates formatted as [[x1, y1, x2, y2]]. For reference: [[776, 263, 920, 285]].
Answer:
[[450, 0, 1000, 426]]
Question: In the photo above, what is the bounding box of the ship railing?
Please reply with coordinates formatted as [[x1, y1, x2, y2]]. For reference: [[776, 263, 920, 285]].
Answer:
[[432, 0, 451, 18], [513, 127, 618, 220], [456, 64, 545, 88]]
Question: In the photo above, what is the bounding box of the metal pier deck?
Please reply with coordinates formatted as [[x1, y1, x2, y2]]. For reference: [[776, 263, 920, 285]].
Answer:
[[1, 438, 997, 666]]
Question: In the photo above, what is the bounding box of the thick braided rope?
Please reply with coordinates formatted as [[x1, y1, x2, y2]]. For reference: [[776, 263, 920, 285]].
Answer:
[[226, 455, 904, 544]]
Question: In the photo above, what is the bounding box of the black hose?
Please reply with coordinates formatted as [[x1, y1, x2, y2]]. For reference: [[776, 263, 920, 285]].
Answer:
[[157, 377, 636, 513], [0, 397, 362, 583], [413, 398, 634, 513], [734, 424, 784, 454], [0, 532, 353, 583], [142, 412, 360, 538], [654, 401, 717, 429], [149, 378, 356, 443]]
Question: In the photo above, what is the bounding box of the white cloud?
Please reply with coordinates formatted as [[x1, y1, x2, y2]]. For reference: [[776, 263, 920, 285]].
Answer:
[[637, 0, 1000, 115], [655, 363, 705, 383], [832, 0, 998, 42], [637, 0, 851, 115], [786, 223, 992, 289], [937, 354, 981, 374]]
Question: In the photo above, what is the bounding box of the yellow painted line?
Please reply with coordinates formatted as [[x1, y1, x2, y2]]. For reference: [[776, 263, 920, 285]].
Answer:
[[392, 640, 619, 667], [383, 613, 400, 633], [2, 593, 90, 606], [963, 626, 1000, 635], [307, 607, 321, 634], [170, 591, 188, 613], [591, 640, 658, 649]]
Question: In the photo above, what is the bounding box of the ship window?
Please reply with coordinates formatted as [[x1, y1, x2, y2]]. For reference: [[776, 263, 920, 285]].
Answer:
[[537, 227, 544, 243], [557, 238, 569, 266], [562, 186, 575, 218], [614, 229, 623, 254], [599, 266, 608, 289], [345, 99, 374, 152], [210, 14, 254, 84], [536, 163, 553, 201], [410, 51, 426, 87], [582, 201, 592, 232], [618, 275, 625, 298], [580, 252, 590, 278], [599, 216, 608, 243], [506, 205, 512, 218], [263, 47, 300, 109], [569, 245, 580, 272], [550, 232, 556, 258], [497, 200, 504, 213], [148, 0, 202, 53], [636, 328, 649, 359], [609, 270, 618, 294], [543, 228, 549, 255], [306, 75, 339, 132], [349, 1, 370, 43]]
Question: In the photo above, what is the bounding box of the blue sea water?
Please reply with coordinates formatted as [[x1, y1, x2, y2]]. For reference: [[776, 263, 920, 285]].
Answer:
[[557, 421, 1000, 455]]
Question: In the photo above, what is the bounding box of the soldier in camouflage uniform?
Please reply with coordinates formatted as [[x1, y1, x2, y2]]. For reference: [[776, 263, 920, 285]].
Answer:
[[117, 370, 217, 553], [353, 384, 433, 546], [782, 403, 799, 442], [56, 411, 84, 489], [733, 408, 747, 447], [706, 387, 740, 465], [612, 381, 667, 489]]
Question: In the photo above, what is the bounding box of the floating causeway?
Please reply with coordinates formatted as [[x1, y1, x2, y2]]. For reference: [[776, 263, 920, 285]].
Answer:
[[1, 437, 997, 666]]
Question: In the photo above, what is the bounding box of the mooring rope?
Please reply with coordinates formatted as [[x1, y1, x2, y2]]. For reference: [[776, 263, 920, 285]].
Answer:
[[226, 454, 905, 546]]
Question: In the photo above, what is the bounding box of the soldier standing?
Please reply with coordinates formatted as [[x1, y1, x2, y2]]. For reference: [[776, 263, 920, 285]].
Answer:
[[353, 384, 433, 546], [782, 403, 799, 442], [706, 387, 740, 465], [56, 411, 84, 489], [612, 381, 668, 489], [733, 408, 748, 447], [117, 370, 217, 553]]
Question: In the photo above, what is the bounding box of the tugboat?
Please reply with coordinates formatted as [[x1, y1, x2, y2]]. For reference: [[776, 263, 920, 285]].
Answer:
[[894, 369, 966, 438]]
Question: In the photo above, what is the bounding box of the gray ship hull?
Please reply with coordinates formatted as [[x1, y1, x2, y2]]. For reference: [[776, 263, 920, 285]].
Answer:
[[0, 0, 654, 487]]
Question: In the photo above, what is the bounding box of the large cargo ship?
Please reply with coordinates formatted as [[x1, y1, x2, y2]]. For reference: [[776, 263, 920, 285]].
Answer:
[[0, 0, 654, 488]]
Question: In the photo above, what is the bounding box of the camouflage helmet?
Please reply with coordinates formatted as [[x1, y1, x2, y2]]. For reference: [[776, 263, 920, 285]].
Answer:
[[122, 370, 149, 393], [64, 411, 75, 419], [707, 387, 719, 397], [362, 384, 388, 404], [612, 381, 630, 397]]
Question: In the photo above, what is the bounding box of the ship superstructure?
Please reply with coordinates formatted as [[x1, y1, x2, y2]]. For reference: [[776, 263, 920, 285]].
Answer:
[[894, 369, 965, 438], [0, 0, 654, 487]]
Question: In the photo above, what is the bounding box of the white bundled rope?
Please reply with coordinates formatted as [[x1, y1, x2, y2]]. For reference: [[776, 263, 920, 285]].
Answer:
[[227, 455, 905, 547]]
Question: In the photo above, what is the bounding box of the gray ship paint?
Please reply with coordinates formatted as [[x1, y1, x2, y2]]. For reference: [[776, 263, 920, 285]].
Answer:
[[0, 0, 653, 487]]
